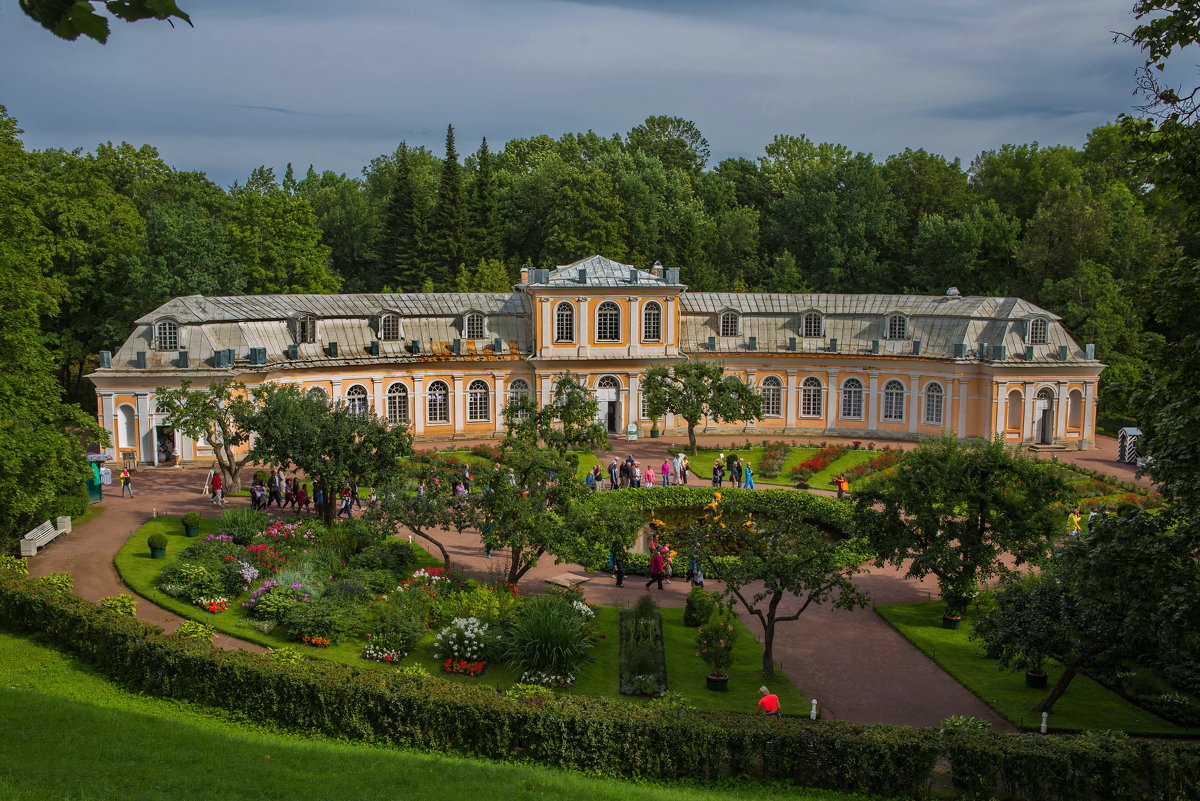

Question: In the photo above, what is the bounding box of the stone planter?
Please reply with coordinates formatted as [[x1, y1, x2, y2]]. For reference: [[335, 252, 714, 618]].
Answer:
[[150, 546, 167, 559], [941, 615, 962, 630], [705, 673, 730, 692], [1025, 669, 1048, 689]]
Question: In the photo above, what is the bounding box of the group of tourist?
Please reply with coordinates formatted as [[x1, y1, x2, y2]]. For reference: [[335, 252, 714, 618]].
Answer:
[[592, 454, 692, 492], [203, 468, 381, 517], [710, 455, 755, 489]]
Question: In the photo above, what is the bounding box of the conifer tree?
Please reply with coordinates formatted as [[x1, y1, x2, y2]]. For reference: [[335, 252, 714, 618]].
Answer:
[[379, 144, 424, 292], [467, 137, 503, 268], [427, 125, 466, 288]]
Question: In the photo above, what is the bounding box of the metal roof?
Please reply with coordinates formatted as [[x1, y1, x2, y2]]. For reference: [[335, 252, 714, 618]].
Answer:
[[535, 255, 682, 288]]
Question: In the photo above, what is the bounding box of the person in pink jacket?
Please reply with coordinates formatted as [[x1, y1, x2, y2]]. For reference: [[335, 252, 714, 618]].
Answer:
[[661, 460, 671, 486], [645, 549, 666, 590]]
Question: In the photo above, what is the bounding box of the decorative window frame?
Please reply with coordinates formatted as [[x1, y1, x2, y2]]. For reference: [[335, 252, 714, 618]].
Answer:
[[462, 310, 487, 340], [554, 301, 576, 343], [153, 318, 180, 351], [800, 376, 824, 418], [800, 310, 824, 338], [305, 386, 328, 401], [291, 311, 319, 344], [923, 382, 944, 426], [1026, 316, 1049, 345], [466, 379, 490, 422], [642, 300, 663, 342], [426, 380, 450, 424], [345, 384, 370, 415], [841, 378, 864, 420], [718, 309, 740, 337], [760, 375, 783, 417], [377, 311, 403, 342], [595, 301, 622, 342], [385, 382, 409, 425], [881, 379, 906, 422], [884, 313, 909, 341], [506, 378, 531, 420]]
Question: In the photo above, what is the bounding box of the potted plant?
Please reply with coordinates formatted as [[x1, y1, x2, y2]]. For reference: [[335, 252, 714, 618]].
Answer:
[[147, 532, 168, 559], [696, 614, 738, 691], [181, 511, 201, 537], [649, 418, 661, 438]]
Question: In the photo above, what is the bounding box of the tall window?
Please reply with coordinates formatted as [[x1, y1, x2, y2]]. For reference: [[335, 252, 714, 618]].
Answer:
[[886, 314, 908, 340], [801, 377, 823, 418], [642, 301, 662, 341], [154, 320, 179, 351], [379, 314, 400, 341], [596, 301, 621, 342], [467, 379, 490, 422], [554, 302, 575, 343], [802, 312, 823, 338], [386, 382, 409, 424], [345, 384, 369, 415], [761, 376, 782, 417], [841, 378, 864, 419], [427, 380, 449, 423], [1028, 317, 1048, 345], [882, 380, 905, 422], [465, 313, 485, 340], [923, 382, 944, 425], [719, 311, 739, 337], [506, 378, 531, 420], [297, 316, 317, 343]]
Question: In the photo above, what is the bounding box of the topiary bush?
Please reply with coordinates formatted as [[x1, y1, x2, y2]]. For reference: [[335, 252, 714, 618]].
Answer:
[[683, 585, 717, 627]]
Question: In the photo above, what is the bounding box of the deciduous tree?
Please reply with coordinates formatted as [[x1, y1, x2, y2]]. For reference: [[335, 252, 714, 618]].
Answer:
[[641, 360, 764, 455], [502, 373, 608, 455], [153, 379, 254, 491]]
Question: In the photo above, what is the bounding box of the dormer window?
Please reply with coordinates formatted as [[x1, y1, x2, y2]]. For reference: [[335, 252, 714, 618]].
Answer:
[[596, 301, 621, 341], [295, 315, 317, 344], [464, 312, 485, 340], [802, 311, 824, 338], [1027, 317, 1048, 345], [886, 314, 908, 340], [719, 311, 740, 337], [379, 313, 401, 341], [154, 320, 179, 351]]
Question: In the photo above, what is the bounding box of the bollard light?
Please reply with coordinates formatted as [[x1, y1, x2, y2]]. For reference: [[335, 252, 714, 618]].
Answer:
[[1040, 712, 1048, 734], [810, 699, 818, 720], [152, 508, 157, 518]]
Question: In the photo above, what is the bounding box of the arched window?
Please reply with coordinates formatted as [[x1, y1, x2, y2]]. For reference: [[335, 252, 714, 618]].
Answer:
[[154, 320, 178, 351], [761, 376, 783, 417], [306, 386, 328, 401], [1068, 388, 1083, 429], [886, 314, 908, 340], [345, 384, 369, 415], [802, 312, 823, 338], [467, 379, 490, 422], [465, 313, 485, 340], [297, 315, 317, 344], [117, 404, 137, 450], [1007, 389, 1024, 431], [800, 377, 823, 418], [923, 382, 944, 425], [642, 301, 662, 341], [554, 302, 575, 343], [882, 380, 906, 422], [379, 314, 400, 341], [505, 378, 531, 420], [1028, 317, 1048, 345], [597, 375, 620, 389], [841, 378, 864, 419], [596, 301, 621, 342], [386, 382, 409, 424], [719, 311, 739, 337], [427, 380, 449, 423]]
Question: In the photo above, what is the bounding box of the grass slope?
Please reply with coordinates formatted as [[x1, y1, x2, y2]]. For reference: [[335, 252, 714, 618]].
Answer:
[[0, 631, 867, 801], [876, 601, 1200, 735]]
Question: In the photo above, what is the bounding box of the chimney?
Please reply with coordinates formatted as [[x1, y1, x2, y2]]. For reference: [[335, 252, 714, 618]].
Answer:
[[650, 260, 663, 278], [520, 267, 529, 284]]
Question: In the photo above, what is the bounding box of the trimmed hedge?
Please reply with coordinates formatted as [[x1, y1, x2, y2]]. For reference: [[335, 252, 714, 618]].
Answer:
[[588, 487, 853, 534], [1, 572, 1198, 800]]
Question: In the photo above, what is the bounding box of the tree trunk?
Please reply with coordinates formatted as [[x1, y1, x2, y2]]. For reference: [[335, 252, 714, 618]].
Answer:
[[217, 446, 242, 492], [762, 619, 776, 676], [687, 420, 698, 455], [1034, 666, 1077, 715], [411, 528, 450, 568]]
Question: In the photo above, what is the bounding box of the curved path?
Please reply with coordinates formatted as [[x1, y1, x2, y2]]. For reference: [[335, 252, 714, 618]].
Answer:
[[25, 434, 1140, 728]]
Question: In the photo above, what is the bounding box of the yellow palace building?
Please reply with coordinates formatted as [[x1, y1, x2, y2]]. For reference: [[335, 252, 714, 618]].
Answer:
[[90, 255, 1104, 466]]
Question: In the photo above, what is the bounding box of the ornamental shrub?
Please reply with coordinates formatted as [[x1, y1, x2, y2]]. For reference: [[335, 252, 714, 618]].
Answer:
[[174, 620, 214, 642], [217, 507, 268, 545], [181, 512, 202, 528], [696, 614, 738, 675], [177, 534, 240, 564], [39, 572, 74, 594], [683, 585, 717, 627], [158, 563, 223, 601], [282, 598, 364, 644], [502, 595, 593, 686], [346, 540, 418, 577], [147, 533, 168, 551], [433, 617, 495, 662], [0, 556, 28, 575], [100, 594, 136, 616]]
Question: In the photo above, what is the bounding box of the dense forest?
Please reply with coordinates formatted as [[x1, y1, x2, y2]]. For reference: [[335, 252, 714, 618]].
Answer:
[[2, 110, 1177, 427]]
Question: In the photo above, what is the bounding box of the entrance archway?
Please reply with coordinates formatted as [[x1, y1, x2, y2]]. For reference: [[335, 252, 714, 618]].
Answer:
[[596, 376, 621, 433], [1035, 388, 1055, 445]]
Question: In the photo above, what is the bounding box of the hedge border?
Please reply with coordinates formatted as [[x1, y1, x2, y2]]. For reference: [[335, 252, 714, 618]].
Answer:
[[2, 573, 1198, 800]]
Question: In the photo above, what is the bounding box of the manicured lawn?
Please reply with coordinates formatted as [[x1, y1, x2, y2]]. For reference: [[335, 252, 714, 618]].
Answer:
[[876, 600, 1200, 735], [808, 451, 877, 490], [117, 520, 806, 714], [0, 630, 866, 801], [680, 447, 818, 487]]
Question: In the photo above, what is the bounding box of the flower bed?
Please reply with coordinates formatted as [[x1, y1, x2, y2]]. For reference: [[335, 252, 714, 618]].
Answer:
[[788, 446, 848, 483], [619, 596, 667, 696], [443, 658, 487, 677]]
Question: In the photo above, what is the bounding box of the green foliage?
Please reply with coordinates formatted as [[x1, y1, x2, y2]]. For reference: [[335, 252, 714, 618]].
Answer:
[[695, 613, 739, 675], [501, 594, 593, 686], [154, 380, 254, 490], [641, 360, 764, 454], [173, 620, 214, 642], [0, 556, 28, 576], [854, 436, 1065, 617], [39, 572, 73, 593], [3, 571, 1200, 799], [99, 594, 136, 616], [216, 507, 268, 545], [283, 598, 364, 645], [20, 0, 191, 44], [157, 561, 222, 601], [502, 373, 608, 455], [619, 597, 667, 696], [683, 585, 718, 627], [146, 533, 168, 550], [180, 512, 201, 528]]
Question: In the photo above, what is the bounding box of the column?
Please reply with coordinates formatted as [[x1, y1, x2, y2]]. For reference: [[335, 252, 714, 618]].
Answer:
[[867, 373, 879, 430], [1054, 381, 1067, 442], [1083, 381, 1096, 443], [825, 370, 839, 430], [628, 373, 641, 432], [135, 392, 152, 463], [1022, 381, 1035, 441], [627, 296, 639, 357], [540, 374, 553, 406], [452, 375, 465, 434], [491, 371, 506, 434], [538, 297, 551, 354], [784, 370, 798, 426], [664, 296, 676, 355], [372, 377, 384, 419], [995, 382, 1006, 439], [576, 298, 589, 357], [100, 393, 116, 448], [907, 374, 920, 434], [955, 378, 967, 437], [411, 376, 425, 435], [330, 379, 343, 401]]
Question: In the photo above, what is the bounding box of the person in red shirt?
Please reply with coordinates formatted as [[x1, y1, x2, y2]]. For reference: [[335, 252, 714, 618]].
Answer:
[[758, 686, 781, 717], [210, 472, 224, 507], [644, 548, 666, 591]]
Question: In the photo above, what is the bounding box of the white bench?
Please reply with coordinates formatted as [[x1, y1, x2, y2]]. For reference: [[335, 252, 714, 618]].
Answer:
[[19, 516, 71, 557]]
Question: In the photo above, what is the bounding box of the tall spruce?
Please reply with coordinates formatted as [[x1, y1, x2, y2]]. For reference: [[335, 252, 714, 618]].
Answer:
[[427, 124, 466, 288], [380, 144, 423, 292], [467, 137, 502, 268]]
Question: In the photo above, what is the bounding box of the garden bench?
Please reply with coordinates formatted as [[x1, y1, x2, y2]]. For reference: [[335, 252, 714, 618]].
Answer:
[[19, 517, 71, 557]]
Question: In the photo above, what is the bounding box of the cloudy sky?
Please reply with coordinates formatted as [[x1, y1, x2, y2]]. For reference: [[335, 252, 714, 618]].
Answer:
[[0, 0, 1161, 187]]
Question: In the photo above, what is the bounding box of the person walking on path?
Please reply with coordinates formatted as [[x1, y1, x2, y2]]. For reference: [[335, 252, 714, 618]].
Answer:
[[712, 462, 723, 487], [836, 474, 849, 501], [661, 459, 671, 487], [120, 468, 134, 498], [680, 455, 689, 485], [608, 459, 619, 491], [210, 472, 223, 506], [731, 458, 743, 489], [758, 687, 781, 717], [1067, 506, 1083, 541], [742, 463, 755, 489], [613, 551, 626, 588], [644, 467, 654, 488], [671, 454, 683, 486], [645, 548, 666, 591], [267, 470, 283, 507]]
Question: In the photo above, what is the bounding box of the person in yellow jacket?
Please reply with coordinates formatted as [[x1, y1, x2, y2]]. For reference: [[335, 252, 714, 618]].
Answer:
[[1067, 506, 1083, 541]]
